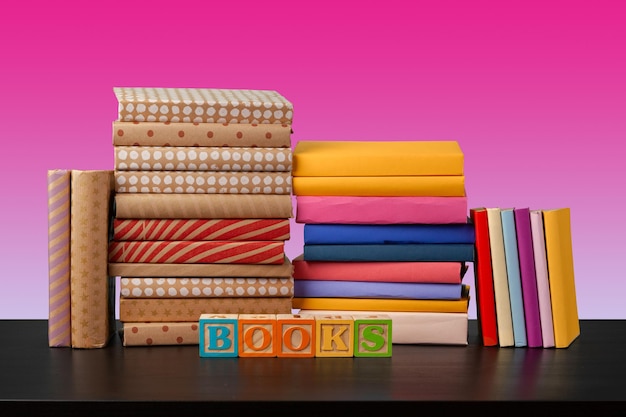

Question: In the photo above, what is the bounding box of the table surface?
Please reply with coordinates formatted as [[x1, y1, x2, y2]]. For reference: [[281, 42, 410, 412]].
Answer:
[[1, 319, 625, 411]]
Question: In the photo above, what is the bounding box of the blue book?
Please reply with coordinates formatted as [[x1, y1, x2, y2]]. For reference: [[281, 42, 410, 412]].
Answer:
[[303, 243, 474, 262], [303, 223, 475, 245], [294, 280, 464, 300], [500, 208, 527, 347]]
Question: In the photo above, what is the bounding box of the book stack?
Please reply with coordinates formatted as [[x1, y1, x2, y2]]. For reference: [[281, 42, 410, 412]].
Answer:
[[107, 87, 296, 346], [471, 207, 580, 348], [290, 140, 474, 345]]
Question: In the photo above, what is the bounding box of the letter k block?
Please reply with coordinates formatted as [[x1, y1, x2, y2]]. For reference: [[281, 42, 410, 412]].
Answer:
[[314, 315, 354, 357]]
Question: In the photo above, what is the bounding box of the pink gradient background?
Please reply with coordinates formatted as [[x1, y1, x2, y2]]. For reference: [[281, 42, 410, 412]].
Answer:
[[1, 1, 624, 320]]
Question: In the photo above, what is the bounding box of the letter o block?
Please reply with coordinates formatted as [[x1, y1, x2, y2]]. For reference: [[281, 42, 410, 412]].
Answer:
[[276, 314, 316, 357], [314, 315, 354, 357], [353, 314, 392, 357], [238, 314, 277, 357], [199, 314, 239, 358]]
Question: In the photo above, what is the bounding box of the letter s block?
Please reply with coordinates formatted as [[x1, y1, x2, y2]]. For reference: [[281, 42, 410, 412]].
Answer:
[[314, 315, 354, 357], [199, 314, 239, 358], [238, 314, 277, 357], [353, 314, 392, 358], [276, 314, 316, 358]]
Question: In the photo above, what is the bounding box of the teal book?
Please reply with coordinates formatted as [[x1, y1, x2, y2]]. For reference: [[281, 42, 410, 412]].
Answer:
[[500, 208, 527, 347], [302, 243, 474, 262]]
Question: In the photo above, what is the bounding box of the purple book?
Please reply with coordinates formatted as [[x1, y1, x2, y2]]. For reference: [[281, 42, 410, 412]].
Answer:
[[514, 207, 543, 347]]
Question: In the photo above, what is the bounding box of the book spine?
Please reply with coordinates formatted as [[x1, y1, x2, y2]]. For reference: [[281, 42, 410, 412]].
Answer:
[[113, 121, 292, 147], [114, 146, 292, 172], [109, 259, 293, 278], [486, 208, 514, 347], [123, 322, 200, 346], [501, 209, 528, 347], [114, 171, 292, 195], [469, 208, 498, 347], [112, 219, 290, 241], [108, 241, 285, 264], [293, 280, 463, 300], [292, 175, 466, 197], [530, 210, 555, 348], [70, 170, 114, 349], [119, 297, 293, 321], [113, 194, 293, 219], [120, 277, 294, 298], [302, 244, 474, 262], [47, 170, 72, 347]]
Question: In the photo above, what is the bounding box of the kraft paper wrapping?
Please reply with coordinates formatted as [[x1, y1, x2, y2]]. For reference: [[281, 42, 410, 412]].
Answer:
[[293, 140, 464, 176], [114, 87, 293, 124], [120, 277, 294, 298], [109, 257, 293, 277], [292, 255, 466, 284], [119, 297, 293, 321], [295, 195, 468, 224], [292, 176, 466, 197], [113, 121, 292, 147], [114, 194, 293, 219], [292, 286, 470, 313], [114, 171, 291, 194], [70, 170, 115, 349], [112, 218, 290, 241], [298, 310, 468, 345], [109, 241, 285, 264], [122, 322, 199, 346], [114, 146, 292, 172], [294, 280, 463, 300], [48, 170, 71, 347]]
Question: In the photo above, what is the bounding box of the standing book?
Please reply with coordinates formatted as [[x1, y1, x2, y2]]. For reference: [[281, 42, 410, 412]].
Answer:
[[486, 208, 514, 347], [530, 210, 555, 348], [469, 208, 498, 347], [500, 208, 527, 347], [542, 208, 580, 348], [514, 207, 543, 348]]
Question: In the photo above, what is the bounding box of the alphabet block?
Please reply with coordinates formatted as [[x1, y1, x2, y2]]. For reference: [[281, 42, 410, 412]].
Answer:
[[199, 314, 239, 358], [314, 315, 354, 357], [238, 314, 277, 357], [276, 313, 316, 358], [353, 314, 392, 357]]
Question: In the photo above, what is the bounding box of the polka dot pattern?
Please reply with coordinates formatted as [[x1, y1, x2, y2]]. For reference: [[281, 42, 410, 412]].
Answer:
[[120, 277, 294, 298], [122, 322, 199, 346], [114, 87, 293, 124], [115, 146, 292, 172], [115, 172, 292, 194]]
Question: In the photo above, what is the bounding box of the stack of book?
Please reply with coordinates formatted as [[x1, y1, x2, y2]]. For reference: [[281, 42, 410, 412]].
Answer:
[[107, 87, 296, 346], [290, 140, 474, 345], [471, 207, 580, 348]]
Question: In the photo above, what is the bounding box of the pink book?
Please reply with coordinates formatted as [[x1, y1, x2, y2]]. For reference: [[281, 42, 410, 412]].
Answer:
[[530, 210, 555, 348], [514, 208, 543, 347], [295, 195, 468, 224]]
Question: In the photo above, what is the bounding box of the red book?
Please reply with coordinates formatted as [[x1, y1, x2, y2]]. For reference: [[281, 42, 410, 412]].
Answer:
[[470, 208, 498, 346]]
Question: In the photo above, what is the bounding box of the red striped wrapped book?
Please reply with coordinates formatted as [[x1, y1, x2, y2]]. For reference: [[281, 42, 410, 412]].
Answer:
[[112, 218, 290, 241], [108, 241, 284, 264]]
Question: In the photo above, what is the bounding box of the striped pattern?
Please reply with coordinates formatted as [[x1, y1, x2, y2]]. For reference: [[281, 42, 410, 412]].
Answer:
[[112, 219, 290, 241], [47, 170, 72, 347], [109, 241, 285, 264]]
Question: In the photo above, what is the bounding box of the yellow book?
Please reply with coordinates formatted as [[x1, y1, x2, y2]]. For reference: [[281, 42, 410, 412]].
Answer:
[[292, 140, 464, 177], [292, 175, 466, 197], [543, 208, 580, 348], [292, 286, 470, 313]]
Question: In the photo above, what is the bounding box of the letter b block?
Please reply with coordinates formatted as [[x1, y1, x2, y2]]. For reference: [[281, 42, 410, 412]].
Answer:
[[238, 314, 277, 357], [353, 314, 392, 357], [315, 315, 354, 357], [199, 314, 239, 358], [276, 313, 316, 358]]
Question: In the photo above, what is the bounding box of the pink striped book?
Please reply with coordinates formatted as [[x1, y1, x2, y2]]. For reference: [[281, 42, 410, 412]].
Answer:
[[112, 218, 290, 241], [108, 240, 285, 264], [47, 170, 72, 347], [295, 195, 468, 224], [530, 210, 555, 348]]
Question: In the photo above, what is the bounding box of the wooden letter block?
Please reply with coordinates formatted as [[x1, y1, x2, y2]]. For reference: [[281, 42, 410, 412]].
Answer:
[[315, 315, 354, 357], [199, 314, 239, 358], [353, 314, 393, 358], [276, 313, 316, 358], [238, 314, 277, 357]]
